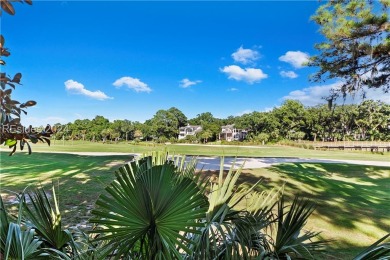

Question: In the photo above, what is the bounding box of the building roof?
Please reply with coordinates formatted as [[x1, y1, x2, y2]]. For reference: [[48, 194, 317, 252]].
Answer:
[[221, 124, 235, 130], [179, 125, 202, 130]]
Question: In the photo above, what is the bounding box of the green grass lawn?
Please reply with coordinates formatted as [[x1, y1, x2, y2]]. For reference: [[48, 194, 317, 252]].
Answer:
[[1, 151, 389, 259], [232, 163, 390, 259], [0, 152, 132, 226], [8, 140, 390, 162]]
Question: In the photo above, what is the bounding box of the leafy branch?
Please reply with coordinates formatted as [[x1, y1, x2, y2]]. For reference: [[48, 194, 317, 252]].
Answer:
[[0, 0, 53, 156]]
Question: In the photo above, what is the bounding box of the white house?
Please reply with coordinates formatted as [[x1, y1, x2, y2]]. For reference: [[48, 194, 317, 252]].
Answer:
[[178, 125, 202, 140], [219, 124, 248, 142]]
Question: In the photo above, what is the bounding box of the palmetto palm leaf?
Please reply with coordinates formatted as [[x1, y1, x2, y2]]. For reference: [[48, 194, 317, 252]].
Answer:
[[353, 233, 390, 260], [190, 158, 280, 259], [22, 186, 72, 251], [90, 155, 208, 259], [271, 196, 328, 259], [0, 195, 10, 255], [0, 194, 47, 259], [3, 223, 46, 260]]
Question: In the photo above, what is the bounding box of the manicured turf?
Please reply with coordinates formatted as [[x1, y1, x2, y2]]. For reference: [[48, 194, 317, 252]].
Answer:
[[233, 163, 390, 258], [9, 140, 390, 161], [0, 152, 132, 225], [1, 151, 389, 258]]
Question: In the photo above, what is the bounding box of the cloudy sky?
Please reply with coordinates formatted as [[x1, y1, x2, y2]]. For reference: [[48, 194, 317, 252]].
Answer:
[[3, 1, 387, 126]]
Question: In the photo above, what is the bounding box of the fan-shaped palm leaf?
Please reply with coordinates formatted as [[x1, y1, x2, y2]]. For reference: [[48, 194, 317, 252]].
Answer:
[[90, 155, 208, 259]]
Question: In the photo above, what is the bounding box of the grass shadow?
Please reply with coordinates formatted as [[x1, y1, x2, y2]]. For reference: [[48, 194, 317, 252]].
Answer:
[[231, 163, 389, 258], [199, 163, 389, 258], [0, 152, 134, 226]]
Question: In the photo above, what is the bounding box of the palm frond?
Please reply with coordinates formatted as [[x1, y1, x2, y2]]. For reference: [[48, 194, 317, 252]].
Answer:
[[0, 195, 10, 253], [22, 186, 72, 250], [190, 157, 280, 259], [3, 223, 47, 259], [90, 155, 208, 259], [271, 196, 328, 259], [353, 233, 390, 260], [1, 195, 49, 259]]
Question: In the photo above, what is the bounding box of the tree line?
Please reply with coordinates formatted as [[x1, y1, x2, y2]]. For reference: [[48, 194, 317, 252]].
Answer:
[[51, 99, 390, 143], [2, 0, 389, 154]]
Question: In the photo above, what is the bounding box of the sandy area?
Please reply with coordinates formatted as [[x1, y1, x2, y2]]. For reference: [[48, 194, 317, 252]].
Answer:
[[192, 156, 390, 170]]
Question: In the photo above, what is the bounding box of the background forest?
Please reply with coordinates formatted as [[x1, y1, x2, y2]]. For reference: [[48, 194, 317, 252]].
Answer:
[[51, 100, 390, 144]]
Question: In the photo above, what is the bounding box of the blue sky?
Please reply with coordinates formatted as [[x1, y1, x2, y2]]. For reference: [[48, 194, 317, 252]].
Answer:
[[3, 1, 387, 126]]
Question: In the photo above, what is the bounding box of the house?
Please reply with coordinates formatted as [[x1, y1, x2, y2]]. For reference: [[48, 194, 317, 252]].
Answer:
[[219, 124, 248, 142], [178, 125, 202, 140]]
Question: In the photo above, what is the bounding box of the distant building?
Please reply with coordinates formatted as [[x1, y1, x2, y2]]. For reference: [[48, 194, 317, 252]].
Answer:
[[178, 125, 202, 140], [219, 124, 248, 142]]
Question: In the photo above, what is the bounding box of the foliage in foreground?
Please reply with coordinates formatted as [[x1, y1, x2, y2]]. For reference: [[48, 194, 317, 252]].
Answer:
[[353, 233, 390, 260], [0, 152, 389, 259], [1, 0, 53, 156]]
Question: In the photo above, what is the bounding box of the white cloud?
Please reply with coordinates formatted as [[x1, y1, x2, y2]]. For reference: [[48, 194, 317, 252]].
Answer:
[[113, 76, 151, 93], [361, 88, 390, 103], [227, 87, 239, 92], [283, 82, 390, 106], [232, 46, 259, 65], [179, 78, 202, 88], [220, 65, 268, 84], [64, 80, 112, 100], [279, 51, 309, 68], [280, 70, 298, 79]]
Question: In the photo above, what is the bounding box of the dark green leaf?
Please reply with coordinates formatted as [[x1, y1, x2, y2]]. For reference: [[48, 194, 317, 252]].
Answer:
[[9, 118, 20, 125], [42, 137, 51, 146], [0, 111, 5, 123], [23, 100, 36, 107], [0, 0, 15, 15], [1, 49, 10, 57], [26, 141, 31, 155], [0, 35, 4, 47], [11, 73, 22, 84], [8, 144, 16, 156]]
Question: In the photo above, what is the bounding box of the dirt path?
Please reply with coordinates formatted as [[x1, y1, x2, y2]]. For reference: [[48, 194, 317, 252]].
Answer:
[[193, 156, 390, 170]]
